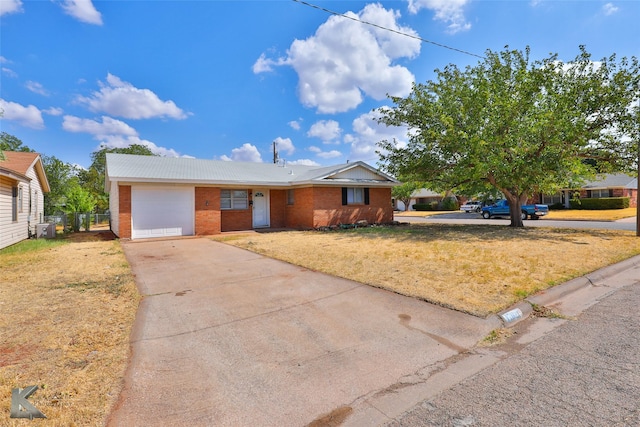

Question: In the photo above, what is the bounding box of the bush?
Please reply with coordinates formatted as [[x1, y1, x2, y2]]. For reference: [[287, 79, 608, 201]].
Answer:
[[413, 202, 438, 211], [440, 197, 459, 211], [569, 197, 630, 210], [549, 202, 566, 210]]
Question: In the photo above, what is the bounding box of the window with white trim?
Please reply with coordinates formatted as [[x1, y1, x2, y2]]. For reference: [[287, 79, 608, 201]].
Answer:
[[18, 186, 23, 213], [220, 189, 248, 210], [590, 189, 610, 198]]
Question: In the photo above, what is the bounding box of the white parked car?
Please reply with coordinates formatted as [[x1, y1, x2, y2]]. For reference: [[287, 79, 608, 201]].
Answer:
[[460, 201, 483, 213]]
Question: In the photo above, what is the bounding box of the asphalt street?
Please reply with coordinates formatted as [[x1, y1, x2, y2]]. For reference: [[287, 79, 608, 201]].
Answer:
[[397, 212, 637, 232], [386, 281, 640, 426]]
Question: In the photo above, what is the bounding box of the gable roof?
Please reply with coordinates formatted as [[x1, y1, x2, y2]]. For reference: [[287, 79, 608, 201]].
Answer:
[[581, 173, 637, 190], [105, 154, 399, 191], [0, 151, 50, 192]]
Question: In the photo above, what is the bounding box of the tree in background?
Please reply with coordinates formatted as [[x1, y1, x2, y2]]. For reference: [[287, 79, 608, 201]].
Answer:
[[42, 155, 77, 215], [377, 46, 640, 227], [78, 144, 156, 213], [0, 132, 33, 153], [64, 183, 96, 232], [392, 180, 423, 211]]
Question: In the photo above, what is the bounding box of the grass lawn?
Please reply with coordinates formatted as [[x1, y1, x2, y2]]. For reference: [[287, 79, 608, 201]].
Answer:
[[0, 232, 139, 427], [395, 208, 637, 221], [215, 224, 640, 317]]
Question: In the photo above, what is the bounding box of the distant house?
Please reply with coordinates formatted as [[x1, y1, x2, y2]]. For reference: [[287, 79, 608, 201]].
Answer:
[[539, 173, 638, 208], [105, 154, 399, 240], [0, 151, 50, 249], [394, 189, 444, 211]]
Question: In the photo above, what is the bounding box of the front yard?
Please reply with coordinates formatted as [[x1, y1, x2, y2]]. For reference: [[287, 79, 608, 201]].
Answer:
[[0, 233, 139, 427], [216, 224, 640, 317]]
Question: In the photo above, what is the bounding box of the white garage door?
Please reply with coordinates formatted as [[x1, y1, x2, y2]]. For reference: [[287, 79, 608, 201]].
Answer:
[[131, 186, 194, 239]]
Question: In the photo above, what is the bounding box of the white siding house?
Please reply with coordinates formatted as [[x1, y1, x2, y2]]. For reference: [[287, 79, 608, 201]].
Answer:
[[0, 151, 50, 250]]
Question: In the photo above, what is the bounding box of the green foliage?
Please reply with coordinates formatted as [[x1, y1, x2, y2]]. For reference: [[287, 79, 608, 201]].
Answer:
[[79, 144, 156, 213], [570, 197, 630, 210], [0, 132, 33, 152], [440, 196, 459, 211], [392, 180, 423, 211], [42, 155, 78, 215], [413, 202, 438, 211], [64, 184, 96, 213], [377, 46, 640, 227]]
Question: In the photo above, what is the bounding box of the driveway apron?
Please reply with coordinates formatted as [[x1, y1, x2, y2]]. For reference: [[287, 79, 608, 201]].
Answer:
[[107, 238, 496, 427]]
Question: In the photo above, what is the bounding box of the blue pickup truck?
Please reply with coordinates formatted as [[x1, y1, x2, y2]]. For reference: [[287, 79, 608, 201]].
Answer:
[[481, 199, 549, 220]]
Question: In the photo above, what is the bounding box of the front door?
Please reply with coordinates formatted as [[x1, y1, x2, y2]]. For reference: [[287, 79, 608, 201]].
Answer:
[[252, 189, 270, 228]]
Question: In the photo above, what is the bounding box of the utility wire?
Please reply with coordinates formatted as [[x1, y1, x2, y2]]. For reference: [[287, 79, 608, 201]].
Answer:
[[292, 0, 484, 60]]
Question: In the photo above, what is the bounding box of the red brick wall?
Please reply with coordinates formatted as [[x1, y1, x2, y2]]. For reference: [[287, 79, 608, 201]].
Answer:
[[221, 209, 252, 231], [270, 189, 286, 228], [285, 187, 315, 229], [311, 187, 393, 227], [195, 187, 221, 235], [118, 185, 131, 239]]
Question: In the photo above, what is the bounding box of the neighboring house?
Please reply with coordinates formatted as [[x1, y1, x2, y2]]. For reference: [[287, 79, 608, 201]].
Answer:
[[105, 154, 399, 240], [539, 173, 638, 208], [0, 151, 50, 249], [395, 189, 448, 211]]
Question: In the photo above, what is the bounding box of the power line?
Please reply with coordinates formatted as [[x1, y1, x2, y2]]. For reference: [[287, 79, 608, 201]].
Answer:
[[292, 0, 484, 60]]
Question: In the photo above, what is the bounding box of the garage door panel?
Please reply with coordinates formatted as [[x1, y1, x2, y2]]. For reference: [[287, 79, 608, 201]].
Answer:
[[132, 186, 194, 239]]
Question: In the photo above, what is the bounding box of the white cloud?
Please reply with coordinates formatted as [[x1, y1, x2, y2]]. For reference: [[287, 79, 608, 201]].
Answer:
[[346, 109, 409, 161], [96, 136, 181, 158], [59, 0, 103, 25], [407, 0, 471, 33], [62, 115, 138, 137], [0, 0, 22, 16], [43, 107, 64, 116], [288, 119, 302, 131], [0, 56, 9, 63], [25, 81, 49, 96], [0, 98, 44, 129], [76, 73, 187, 120], [309, 146, 343, 159], [273, 136, 295, 155], [2, 68, 18, 78], [602, 3, 619, 16], [288, 159, 320, 166], [220, 143, 263, 162], [254, 3, 418, 114], [307, 120, 342, 143]]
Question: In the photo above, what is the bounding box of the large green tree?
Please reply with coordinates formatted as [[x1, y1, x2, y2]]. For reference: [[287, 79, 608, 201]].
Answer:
[[42, 155, 78, 215], [377, 46, 640, 227], [78, 144, 156, 212]]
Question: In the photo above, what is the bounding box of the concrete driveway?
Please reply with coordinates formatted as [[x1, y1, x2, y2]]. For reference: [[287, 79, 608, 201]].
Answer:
[[107, 237, 499, 426]]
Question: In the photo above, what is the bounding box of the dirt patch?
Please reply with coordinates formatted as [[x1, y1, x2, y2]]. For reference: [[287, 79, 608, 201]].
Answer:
[[0, 233, 139, 426], [307, 406, 353, 427]]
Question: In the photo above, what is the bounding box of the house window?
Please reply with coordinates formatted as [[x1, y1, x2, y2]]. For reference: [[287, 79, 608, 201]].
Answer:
[[12, 187, 18, 221], [18, 186, 23, 212], [590, 189, 610, 198], [342, 187, 370, 205], [287, 189, 295, 205], [220, 189, 248, 210]]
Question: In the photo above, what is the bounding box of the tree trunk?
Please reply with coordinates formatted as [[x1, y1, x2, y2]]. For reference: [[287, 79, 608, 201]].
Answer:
[[506, 195, 527, 227]]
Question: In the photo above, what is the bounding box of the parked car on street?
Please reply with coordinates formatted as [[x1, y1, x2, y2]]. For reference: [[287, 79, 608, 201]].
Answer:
[[481, 199, 549, 220], [460, 201, 483, 213]]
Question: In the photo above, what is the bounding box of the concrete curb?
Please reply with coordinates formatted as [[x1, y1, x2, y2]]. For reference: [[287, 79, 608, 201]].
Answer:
[[496, 254, 640, 327]]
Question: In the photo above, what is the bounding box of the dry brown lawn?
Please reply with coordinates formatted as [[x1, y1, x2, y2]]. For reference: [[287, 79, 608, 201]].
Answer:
[[216, 224, 640, 317], [0, 232, 139, 427], [545, 208, 637, 221]]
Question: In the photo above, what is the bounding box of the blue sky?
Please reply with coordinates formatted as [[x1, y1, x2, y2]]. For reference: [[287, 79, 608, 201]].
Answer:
[[1, 0, 639, 168]]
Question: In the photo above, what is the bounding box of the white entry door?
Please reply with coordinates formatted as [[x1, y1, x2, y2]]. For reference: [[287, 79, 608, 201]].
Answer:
[[252, 190, 269, 228]]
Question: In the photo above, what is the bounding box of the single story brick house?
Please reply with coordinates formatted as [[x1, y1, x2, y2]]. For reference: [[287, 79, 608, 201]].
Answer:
[[105, 153, 399, 239], [0, 151, 50, 249], [539, 173, 638, 208]]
